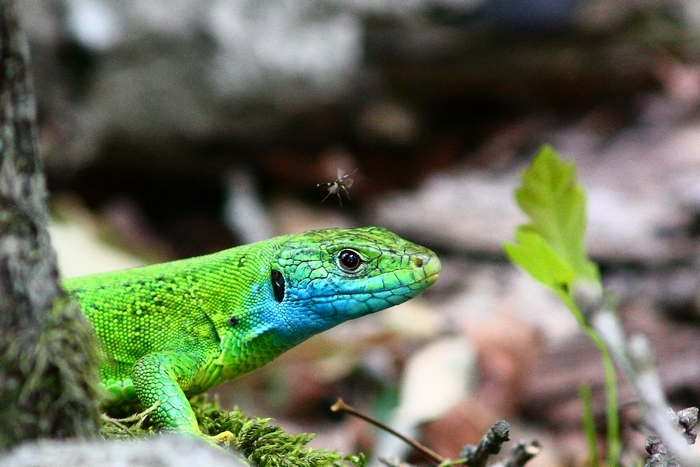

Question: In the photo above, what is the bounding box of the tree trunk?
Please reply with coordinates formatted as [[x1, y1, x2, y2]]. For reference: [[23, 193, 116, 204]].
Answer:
[[0, 0, 101, 450]]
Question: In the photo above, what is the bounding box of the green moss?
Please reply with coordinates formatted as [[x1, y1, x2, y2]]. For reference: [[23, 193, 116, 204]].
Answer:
[[101, 395, 366, 467], [0, 296, 102, 449]]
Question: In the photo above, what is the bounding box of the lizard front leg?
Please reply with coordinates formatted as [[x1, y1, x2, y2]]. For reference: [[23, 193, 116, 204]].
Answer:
[[131, 351, 232, 442]]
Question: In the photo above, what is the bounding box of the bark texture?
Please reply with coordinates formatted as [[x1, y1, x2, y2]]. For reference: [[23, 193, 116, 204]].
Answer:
[[0, 0, 100, 450]]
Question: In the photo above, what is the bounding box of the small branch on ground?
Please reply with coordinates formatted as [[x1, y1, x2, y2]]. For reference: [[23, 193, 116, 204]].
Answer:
[[491, 440, 542, 467], [331, 398, 445, 464], [574, 280, 700, 467], [458, 420, 511, 467], [101, 400, 162, 437], [672, 407, 698, 445], [333, 399, 539, 467]]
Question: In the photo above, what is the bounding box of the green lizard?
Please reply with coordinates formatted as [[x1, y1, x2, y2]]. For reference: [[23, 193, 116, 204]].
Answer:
[[64, 226, 440, 442]]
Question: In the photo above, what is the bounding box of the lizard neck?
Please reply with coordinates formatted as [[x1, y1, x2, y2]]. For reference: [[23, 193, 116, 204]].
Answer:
[[213, 326, 292, 383], [184, 239, 296, 385], [185, 325, 291, 393]]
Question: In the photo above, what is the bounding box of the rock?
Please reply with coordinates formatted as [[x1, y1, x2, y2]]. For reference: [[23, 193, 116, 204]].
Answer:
[[19, 0, 693, 174], [0, 436, 251, 467], [21, 0, 363, 169]]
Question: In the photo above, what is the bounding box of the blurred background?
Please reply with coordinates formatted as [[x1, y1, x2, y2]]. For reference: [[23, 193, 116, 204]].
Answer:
[[18, 0, 700, 465]]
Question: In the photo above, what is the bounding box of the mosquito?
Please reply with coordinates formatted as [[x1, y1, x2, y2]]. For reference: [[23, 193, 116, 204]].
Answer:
[[318, 168, 358, 205]]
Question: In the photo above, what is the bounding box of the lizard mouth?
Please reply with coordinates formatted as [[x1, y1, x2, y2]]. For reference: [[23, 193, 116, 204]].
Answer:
[[303, 268, 440, 299], [422, 268, 440, 284]]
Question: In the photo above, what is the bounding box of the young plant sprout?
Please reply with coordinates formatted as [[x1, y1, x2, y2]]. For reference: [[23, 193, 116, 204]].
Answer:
[[317, 168, 357, 205]]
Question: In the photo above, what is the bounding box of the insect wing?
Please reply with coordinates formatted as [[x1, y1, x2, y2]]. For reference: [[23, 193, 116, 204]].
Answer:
[[318, 168, 358, 205]]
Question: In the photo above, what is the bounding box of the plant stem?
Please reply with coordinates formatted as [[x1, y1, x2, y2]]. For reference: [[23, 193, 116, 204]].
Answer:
[[580, 385, 600, 467]]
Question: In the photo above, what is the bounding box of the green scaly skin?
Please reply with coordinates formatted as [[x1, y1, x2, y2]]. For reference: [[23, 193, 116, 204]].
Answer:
[[64, 226, 440, 441]]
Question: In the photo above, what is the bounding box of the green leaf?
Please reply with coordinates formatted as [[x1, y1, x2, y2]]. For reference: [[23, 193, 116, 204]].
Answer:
[[504, 228, 575, 292], [505, 145, 620, 467], [512, 144, 598, 282]]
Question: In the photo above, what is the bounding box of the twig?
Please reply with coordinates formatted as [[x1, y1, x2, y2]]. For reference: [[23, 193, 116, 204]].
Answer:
[[491, 440, 542, 467], [458, 420, 511, 467], [332, 400, 539, 467], [101, 400, 161, 436], [645, 436, 681, 467], [100, 414, 137, 437], [673, 407, 698, 445], [331, 398, 446, 464]]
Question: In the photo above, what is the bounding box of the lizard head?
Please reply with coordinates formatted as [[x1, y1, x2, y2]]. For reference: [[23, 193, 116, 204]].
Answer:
[[265, 226, 441, 344]]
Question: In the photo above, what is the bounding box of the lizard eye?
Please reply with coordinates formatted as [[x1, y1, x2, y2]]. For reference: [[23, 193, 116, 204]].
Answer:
[[338, 250, 361, 271], [271, 269, 285, 303]]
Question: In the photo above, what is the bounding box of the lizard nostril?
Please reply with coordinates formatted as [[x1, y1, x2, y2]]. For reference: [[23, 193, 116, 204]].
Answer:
[[412, 256, 424, 267]]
